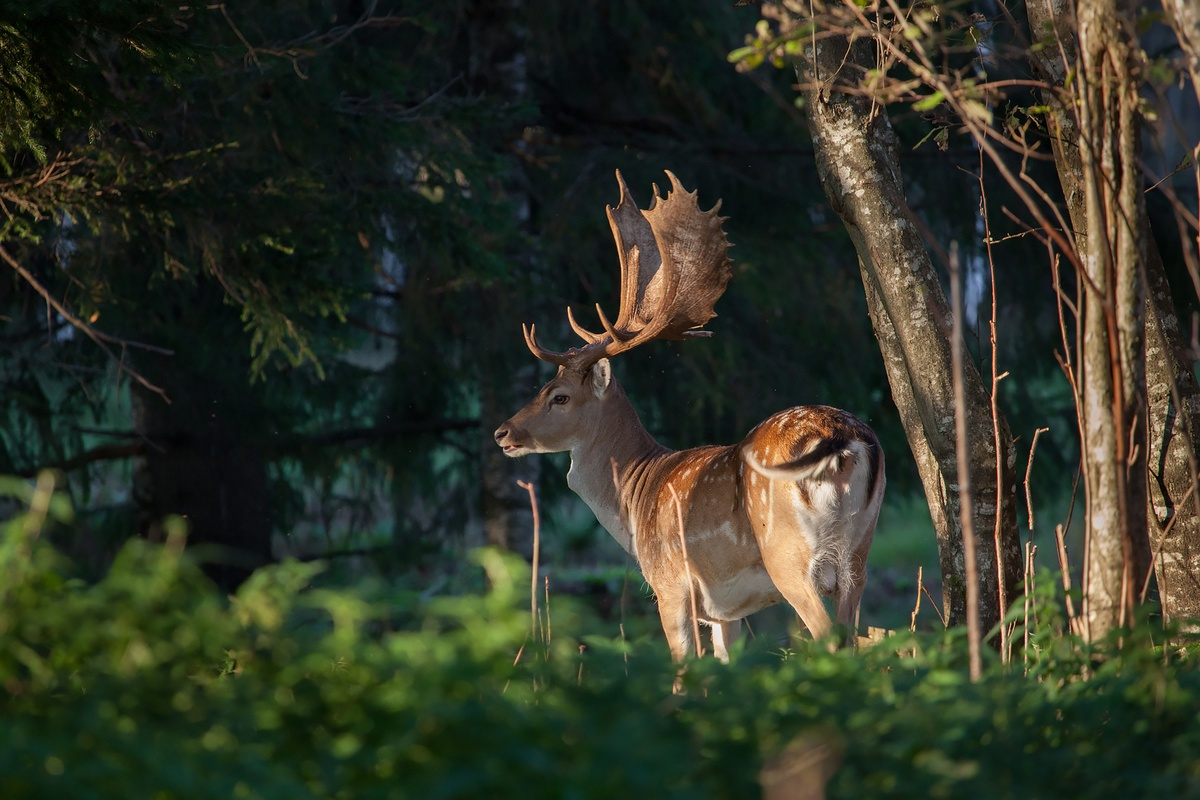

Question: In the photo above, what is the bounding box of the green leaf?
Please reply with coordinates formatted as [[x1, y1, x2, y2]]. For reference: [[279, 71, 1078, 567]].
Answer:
[[727, 45, 761, 64], [962, 98, 994, 125], [913, 91, 945, 112]]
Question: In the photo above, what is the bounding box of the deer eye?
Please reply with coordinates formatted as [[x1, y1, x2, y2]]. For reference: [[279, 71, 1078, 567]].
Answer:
[[551, 394, 570, 406]]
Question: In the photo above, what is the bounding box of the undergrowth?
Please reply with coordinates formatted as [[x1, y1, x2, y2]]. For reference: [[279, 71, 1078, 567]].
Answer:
[[2, 476, 1199, 799]]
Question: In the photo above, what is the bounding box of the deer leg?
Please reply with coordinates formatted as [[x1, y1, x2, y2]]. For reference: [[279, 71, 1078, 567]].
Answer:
[[654, 592, 699, 694], [773, 572, 833, 645], [655, 591, 696, 664], [834, 527, 876, 638], [755, 480, 834, 646], [711, 619, 742, 664], [759, 544, 833, 645]]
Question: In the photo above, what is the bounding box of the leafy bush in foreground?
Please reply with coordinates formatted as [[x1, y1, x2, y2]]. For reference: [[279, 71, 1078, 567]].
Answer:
[[2, 478, 1199, 799]]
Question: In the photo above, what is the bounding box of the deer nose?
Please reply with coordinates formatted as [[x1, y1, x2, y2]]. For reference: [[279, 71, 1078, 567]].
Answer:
[[494, 426, 509, 443]]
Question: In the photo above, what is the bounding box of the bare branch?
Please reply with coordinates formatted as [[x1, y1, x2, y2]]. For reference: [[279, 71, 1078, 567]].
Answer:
[[0, 244, 172, 402], [13, 442, 145, 478], [216, 1, 414, 78]]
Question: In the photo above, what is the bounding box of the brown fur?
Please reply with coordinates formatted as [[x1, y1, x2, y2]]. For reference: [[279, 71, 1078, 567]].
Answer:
[[496, 371, 886, 662]]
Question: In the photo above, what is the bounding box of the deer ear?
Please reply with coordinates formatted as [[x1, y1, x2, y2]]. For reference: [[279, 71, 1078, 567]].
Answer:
[[590, 358, 613, 397]]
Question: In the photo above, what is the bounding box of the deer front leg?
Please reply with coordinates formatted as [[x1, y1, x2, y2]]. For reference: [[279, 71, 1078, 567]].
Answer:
[[656, 592, 698, 694], [656, 590, 697, 664]]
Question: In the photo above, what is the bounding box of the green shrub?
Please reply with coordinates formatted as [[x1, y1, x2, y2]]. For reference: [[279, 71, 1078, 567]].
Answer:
[[2, 477, 1199, 799]]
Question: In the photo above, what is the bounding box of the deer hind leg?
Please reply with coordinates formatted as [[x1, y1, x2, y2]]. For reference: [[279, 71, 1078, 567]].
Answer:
[[756, 480, 834, 645], [711, 619, 742, 664], [834, 521, 877, 637], [758, 535, 833, 643], [767, 561, 834, 645]]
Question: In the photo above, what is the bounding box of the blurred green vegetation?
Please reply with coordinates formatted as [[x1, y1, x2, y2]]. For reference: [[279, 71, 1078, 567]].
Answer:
[[4, 480, 1199, 799]]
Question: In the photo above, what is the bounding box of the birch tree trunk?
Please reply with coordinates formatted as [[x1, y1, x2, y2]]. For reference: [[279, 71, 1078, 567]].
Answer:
[[1026, 0, 1193, 634], [778, 11, 1023, 631]]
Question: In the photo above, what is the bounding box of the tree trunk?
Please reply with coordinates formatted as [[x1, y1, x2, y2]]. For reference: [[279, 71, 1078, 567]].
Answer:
[[1144, 238, 1200, 628], [132, 365, 274, 592], [1026, 0, 1188, 635], [784, 14, 1023, 632], [1160, 0, 1200, 633], [469, 0, 537, 559], [1078, 0, 1151, 640]]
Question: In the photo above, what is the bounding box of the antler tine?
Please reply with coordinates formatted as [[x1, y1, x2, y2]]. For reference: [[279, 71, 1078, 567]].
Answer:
[[522, 322, 573, 367], [520, 170, 731, 373], [593, 302, 625, 346], [566, 305, 603, 345]]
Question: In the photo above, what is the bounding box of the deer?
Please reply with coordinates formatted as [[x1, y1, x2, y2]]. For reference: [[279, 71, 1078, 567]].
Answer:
[[493, 170, 885, 665]]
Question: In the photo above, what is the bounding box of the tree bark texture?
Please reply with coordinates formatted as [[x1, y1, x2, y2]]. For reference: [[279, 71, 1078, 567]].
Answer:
[[785, 17, 1023, 631], [1027, 0, 1195, 633], [1159, 0, 1200, 633]]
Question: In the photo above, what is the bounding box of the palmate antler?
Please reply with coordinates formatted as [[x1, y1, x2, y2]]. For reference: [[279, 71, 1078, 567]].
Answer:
[[524, 170, 733, 371]]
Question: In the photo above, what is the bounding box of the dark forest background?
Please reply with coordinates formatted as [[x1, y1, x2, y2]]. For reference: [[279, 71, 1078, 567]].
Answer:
[[7, 4, 1200, 797], [2, 0, 1190, 599]]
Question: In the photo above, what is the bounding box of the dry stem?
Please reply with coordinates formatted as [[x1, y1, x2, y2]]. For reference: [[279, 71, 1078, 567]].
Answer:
[[979, 151, 1011, 662], [668, 484, 704, 659], [517, 480, 541, 635], [949, 240, 982, 681], [1055, 525, 1081, 637], [0, 244, 172, 402], [910, 565, 923, 633], [1024, 427, 1051, 531]]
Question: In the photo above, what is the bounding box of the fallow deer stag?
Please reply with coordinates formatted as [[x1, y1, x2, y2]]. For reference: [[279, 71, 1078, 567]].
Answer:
[[494, 170, 885, 663]]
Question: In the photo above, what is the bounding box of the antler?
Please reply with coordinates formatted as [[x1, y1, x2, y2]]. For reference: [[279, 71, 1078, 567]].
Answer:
[[524, 170, 732, 371]]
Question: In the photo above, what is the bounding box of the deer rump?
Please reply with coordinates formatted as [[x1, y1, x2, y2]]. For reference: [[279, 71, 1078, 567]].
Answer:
[[631, 405, 884, 651]]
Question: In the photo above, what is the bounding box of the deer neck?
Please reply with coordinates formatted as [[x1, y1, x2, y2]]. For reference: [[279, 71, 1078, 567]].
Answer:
[[566, 386, 669, 556]]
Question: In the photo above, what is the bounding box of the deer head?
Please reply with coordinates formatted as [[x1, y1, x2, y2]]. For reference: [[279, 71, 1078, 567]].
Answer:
[[496, 170, 732, 457]]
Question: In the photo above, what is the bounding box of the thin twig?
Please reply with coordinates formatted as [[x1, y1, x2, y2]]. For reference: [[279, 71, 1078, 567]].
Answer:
[[0, 244, 173, 401], [950, 240, 982, 681], [910, 565, 923, 633], [669, 484, 703, 659], [979, 150, 1010, 663], [1055, 525, 1081, 637], [1141, 477, 1198, 604], [517, 480, 541, 636], [922, 582, 948, 629], [217, 0, 409, 78], [1024, 427, 1051, 531], [1023, 542, 1036, 669], [544, 575, 552, 647]]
